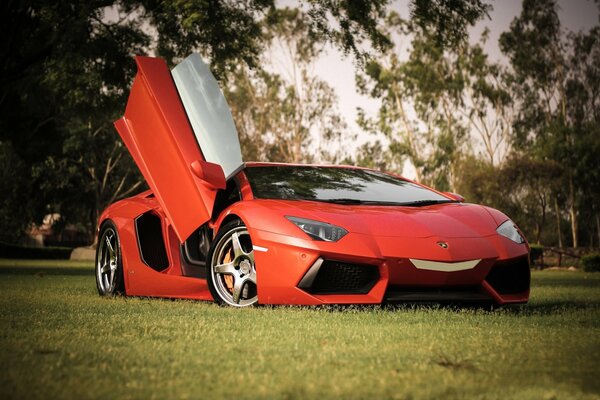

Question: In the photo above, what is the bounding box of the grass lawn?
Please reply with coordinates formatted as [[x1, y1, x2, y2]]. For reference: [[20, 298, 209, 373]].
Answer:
[[0, 259, 599, 399]]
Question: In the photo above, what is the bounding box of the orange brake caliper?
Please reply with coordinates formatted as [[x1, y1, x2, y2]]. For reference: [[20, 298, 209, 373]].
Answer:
[[223, 249, 234, 292]]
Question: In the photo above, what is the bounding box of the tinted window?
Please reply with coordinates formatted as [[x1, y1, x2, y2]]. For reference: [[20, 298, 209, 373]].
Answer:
[[245, 166, 452, 205]]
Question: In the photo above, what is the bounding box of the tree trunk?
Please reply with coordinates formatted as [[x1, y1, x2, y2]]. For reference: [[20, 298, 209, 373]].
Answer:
[[596, 212, 600, 247], [393, 92, 422, 182], [568, 176, 578, 248], [554, 197, 563, 248], [536, 191, 547, 244], [569, 204, 578, 248], [534, 222, 541, 244]]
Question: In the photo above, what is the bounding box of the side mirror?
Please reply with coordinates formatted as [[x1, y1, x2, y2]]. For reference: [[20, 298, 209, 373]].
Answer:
[[190, 160, 226, 190], [443, 192, 465, 202]]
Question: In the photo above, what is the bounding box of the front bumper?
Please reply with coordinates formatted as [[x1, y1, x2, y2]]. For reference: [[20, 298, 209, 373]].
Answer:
[[249, 228, 530, 305]]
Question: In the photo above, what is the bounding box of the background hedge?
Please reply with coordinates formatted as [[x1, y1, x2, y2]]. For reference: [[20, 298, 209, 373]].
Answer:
[[0, 242, 72, 260]]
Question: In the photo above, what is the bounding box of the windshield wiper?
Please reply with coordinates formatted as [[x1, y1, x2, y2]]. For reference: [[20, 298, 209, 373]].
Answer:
[[322, 198, 370, 204], [302, 198, 456, 206], [312, 198, 405, 206], [399, 199, 456, 207]]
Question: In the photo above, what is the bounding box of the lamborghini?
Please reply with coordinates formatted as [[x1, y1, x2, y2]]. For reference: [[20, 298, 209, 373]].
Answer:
[[95, 54, 530, 307]]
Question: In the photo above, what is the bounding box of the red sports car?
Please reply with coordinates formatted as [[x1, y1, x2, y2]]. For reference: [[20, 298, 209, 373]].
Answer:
[[95, 54, 530, 307]]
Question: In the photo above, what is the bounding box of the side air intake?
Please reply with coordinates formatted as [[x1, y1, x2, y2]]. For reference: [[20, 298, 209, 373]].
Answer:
[[135, 212, 169, 272]]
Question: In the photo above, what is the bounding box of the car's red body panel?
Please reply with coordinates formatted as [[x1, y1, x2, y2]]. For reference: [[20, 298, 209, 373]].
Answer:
[[97, 55, 530, 306], [99, 172, 530, 305]]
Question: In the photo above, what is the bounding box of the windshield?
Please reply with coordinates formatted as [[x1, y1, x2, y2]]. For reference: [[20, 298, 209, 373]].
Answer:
[[244, 165, 453, 206]]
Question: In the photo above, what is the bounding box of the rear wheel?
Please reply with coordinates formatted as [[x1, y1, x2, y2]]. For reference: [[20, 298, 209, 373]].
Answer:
[[95, 220, 125, 296], [207, 220, 257, 307]]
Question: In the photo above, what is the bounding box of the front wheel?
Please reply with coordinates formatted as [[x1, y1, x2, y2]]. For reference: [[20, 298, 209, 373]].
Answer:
[[95, 220, 125, 296], [207, 220, 258, 307]]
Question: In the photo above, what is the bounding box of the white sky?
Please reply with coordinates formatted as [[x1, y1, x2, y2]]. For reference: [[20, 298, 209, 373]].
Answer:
[[306, 0, 598, 177]]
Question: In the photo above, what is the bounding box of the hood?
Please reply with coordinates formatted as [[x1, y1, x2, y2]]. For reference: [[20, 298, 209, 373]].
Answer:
[[252, 200, 498, 239]]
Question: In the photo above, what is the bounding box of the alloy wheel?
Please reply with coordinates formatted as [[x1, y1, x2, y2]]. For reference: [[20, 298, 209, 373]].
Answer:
[[210, 226, 257, 307]]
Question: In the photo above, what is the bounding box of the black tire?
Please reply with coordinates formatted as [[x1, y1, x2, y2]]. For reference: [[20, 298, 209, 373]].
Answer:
[[95, 219, 126, 296], [207, 220, 258, 307]]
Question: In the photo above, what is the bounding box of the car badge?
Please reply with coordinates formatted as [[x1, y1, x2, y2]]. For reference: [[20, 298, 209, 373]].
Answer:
[[437, 241, 449, 249]]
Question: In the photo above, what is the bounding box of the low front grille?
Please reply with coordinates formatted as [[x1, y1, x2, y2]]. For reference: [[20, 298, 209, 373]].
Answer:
[[385, 286, 491, 303], [298, 259, 379, 294]]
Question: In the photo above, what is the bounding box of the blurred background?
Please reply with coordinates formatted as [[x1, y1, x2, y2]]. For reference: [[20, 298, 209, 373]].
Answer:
[[1, 0, 598, 263]]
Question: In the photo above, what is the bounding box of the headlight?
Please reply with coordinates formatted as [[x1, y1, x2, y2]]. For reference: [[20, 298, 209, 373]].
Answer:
[[285, 216, 348, 242], [496, 220, 525, 243]]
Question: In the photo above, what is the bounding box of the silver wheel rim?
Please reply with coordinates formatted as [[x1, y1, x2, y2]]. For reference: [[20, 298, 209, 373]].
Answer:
[[211, 227, 257, 307], [97, 227, 119, 294]]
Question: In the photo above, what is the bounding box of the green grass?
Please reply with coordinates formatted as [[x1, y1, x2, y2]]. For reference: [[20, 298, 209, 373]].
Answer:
[[0, 260, 599, 399]]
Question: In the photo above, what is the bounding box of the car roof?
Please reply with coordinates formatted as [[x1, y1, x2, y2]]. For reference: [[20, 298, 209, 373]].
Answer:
[[244, 161, 374, 171]]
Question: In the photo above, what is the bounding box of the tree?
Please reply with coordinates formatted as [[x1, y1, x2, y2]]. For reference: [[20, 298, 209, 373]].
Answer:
[[1, 1, 150, 243], [226, 8, 349, 164], [0, 142, 33, 243], [500, 0, 600, 247], [567, 25, 600, 247], [455, 154, 563, 244], [460, 31, 515, 166], [142, 0, 392, 74], [356, 12, 491, 191]]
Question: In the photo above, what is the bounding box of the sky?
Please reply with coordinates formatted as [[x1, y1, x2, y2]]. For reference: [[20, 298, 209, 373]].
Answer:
[[308, 0, 599, 177]]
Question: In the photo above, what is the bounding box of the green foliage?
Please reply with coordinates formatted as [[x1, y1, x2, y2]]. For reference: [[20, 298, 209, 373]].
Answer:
[[410, 0, 492, 47], [144, 0, 394, 74], [455, 154, 564, 244], [1, 1, 150, 243], [348, 140, 399, 171], [0, 142, 33, 243], [302, 0, 391, 63], [581, 253, 600, 272]]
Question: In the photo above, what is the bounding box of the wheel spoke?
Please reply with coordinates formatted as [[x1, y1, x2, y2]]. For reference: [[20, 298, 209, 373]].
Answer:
[[100, 263, 111, 274], [247, 269, 257, 285], [232, 276, 248, 304], [214, 261, 236, 275], [105, 236, 115, 257], [109, 269, 115, 288], [230, 232, 245, 258]]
